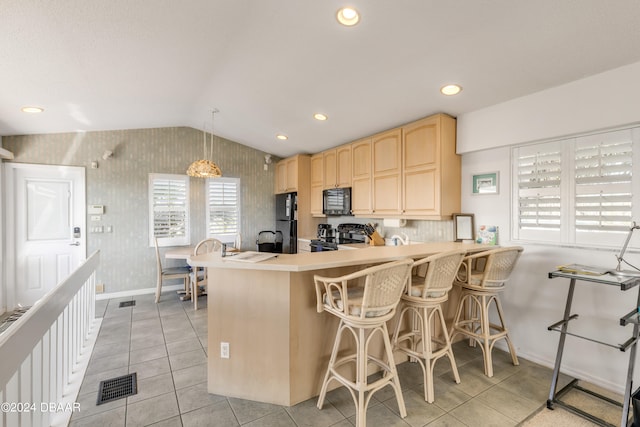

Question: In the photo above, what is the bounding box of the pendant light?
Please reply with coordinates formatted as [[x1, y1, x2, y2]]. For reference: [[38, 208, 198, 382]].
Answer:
[[187, 109, 222, 178]]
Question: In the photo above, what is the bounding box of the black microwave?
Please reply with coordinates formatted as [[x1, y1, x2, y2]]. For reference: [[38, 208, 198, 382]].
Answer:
[[323, 187, 352, 216]]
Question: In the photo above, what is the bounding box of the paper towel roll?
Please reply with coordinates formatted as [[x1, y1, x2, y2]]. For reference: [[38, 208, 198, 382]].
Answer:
[[383, 218, 407, 228]]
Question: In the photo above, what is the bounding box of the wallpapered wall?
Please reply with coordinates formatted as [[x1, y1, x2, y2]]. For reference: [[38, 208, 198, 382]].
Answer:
[[3, 127, 276, 295]]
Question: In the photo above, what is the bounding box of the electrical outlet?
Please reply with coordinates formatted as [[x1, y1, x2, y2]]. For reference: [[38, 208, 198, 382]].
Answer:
[[220, 342, 230, 359], [96, 283, 104, 293]]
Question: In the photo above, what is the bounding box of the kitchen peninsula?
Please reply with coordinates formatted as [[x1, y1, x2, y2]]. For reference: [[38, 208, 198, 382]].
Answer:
[[188, 242, 488, 406]]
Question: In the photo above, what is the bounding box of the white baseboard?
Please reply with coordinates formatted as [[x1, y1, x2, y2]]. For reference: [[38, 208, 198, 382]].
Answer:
[[95, 284, 184, 301]]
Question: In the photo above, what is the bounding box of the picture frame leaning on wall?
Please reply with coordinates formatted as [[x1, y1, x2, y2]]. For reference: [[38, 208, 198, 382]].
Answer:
[[453, 213, 475, 242]]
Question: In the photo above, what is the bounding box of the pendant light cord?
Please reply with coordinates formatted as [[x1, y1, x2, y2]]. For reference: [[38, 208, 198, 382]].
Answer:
[[210, 109, 215, 161]]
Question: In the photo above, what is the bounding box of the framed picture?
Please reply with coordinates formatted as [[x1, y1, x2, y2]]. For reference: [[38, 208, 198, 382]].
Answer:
[[472, 172, 499, 195], [453, 213, 475, 242]]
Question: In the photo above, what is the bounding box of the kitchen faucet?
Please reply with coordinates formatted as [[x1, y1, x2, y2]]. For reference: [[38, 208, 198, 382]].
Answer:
[[389, 233, 409, 245]]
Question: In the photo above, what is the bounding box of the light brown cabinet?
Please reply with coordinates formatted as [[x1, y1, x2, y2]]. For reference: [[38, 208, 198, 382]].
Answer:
[[401, 114, 459, 217], [351, 138, 372, 215], [310, 154, 324, 216], [350, 113, 460, 219], [372, 128, 403, 216], [275, 155, 302, 194], [323, 145, 352, 189]]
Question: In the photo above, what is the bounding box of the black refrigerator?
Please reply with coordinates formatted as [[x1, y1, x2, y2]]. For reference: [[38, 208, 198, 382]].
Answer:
[[275, 192, 297, 254]]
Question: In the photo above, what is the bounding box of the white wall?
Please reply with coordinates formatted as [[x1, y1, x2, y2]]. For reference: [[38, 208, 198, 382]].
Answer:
[[457, 61, 640, 154], [457, 61, 640, 394]]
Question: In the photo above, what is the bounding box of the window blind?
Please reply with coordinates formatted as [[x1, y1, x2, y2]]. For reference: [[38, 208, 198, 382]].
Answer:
[[149, 174, 189, 246], [516, 147, 562, 231], [575, 134, 633, 233], [207, 178, 240, 237]]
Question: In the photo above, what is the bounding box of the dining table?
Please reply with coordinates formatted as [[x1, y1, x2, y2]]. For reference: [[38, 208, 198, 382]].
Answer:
[[164, 246, 195, 260], [164, 244, 239, 300]]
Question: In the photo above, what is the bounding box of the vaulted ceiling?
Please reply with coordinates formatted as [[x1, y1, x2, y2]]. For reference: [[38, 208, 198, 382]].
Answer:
[[2, 0, 640, 157]]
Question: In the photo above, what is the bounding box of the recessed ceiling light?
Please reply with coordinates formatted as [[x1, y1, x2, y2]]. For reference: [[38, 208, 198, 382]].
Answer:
[[336, 7, 360, 26], [440, 84, 462, 96], [276, 134, 288, 141], [21, 106, 44, 113], [314, 113, 328, 121]]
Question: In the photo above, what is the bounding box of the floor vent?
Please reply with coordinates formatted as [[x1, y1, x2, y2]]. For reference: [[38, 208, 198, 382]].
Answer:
[[97, 373, 137, 405], [119, 300, 136, 308]]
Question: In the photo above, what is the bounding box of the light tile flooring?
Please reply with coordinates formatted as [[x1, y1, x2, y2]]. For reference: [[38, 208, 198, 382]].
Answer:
[[70, 292, 598, 426]]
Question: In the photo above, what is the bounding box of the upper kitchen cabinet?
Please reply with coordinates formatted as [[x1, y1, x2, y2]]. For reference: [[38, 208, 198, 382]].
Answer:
[[275, 154, 309, 194], [310, 153, 324, 216], [402, 114, 459, 218], [351, 113, 460, 219], [305, 112, 460, 220], [323, 145, 352, 189], [371, 128, 403, 216], [351, 138, 372, 215]]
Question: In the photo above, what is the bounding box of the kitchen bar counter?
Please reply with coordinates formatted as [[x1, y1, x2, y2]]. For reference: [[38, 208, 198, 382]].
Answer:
[[188, 242, 489, 406], [189, 241, 482, 271]]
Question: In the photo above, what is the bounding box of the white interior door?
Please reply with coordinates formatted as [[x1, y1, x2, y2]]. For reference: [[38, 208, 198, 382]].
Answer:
[[5, 164, 86, 307]]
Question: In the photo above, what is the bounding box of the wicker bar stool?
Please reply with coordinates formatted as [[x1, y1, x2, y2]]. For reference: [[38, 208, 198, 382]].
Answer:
[[392, 250, 466, 403], [449, 246, 523, 377], [314, 258, 413, 427]]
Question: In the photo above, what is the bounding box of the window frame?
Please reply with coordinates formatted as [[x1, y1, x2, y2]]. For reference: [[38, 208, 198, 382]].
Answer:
[[148, 173, 190, 247], [206, 177, 241, 247]]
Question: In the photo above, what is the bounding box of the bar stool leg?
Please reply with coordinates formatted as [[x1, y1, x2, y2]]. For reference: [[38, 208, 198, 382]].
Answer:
[[493, 296, 519, 367], [317, 320, 346, 410], [435, 304, 460, 384], [381, 322, 407, 418]]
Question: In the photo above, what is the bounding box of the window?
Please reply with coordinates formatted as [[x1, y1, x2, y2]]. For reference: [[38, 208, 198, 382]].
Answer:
[[206, 177, 240, 246], [512, 127, 640, 248], [149, 173, 190, 247]]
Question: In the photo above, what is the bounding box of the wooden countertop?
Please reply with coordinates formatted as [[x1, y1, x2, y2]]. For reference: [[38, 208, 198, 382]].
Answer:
[[188, 241, 490, 272]]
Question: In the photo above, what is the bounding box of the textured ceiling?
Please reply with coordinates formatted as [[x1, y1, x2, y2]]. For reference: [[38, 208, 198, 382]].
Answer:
[[2, 0, 640, 157]]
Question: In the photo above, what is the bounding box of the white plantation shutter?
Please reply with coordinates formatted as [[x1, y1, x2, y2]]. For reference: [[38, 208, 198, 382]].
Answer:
[[512, 126, 639, 248], [574, 130, 634, 245], [149, 174, 190, 247], [514, 142, 563, 241], [207, 177, 240, 243]]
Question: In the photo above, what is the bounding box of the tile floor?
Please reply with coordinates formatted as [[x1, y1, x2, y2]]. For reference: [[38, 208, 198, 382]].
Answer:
[[70, 292, 588, 427]]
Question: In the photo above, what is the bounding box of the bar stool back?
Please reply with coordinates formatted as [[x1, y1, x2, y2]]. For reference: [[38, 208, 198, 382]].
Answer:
[[190, 238, 223, 310], [392, 249, 466, 403], [313, 258, 413, 427], [449, 246, 523, 377]]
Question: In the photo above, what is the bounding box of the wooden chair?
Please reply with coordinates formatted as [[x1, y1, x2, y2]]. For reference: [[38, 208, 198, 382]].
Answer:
[[190, 238, 223, 310], [392, 250, 466, 403], [314, 258, 413, 427], [154, 237, 190, 303], [449, 246, 524, 377]]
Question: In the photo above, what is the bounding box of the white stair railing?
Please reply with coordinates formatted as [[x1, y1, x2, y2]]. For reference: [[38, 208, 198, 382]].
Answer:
[[0, 250, 101, 427]]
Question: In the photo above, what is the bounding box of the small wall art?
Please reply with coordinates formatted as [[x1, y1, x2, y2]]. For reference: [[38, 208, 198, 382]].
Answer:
[[472, 172, 499, 195]]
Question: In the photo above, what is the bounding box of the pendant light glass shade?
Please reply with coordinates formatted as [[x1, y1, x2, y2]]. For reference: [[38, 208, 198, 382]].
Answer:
[[188, 109, 222, 178]]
